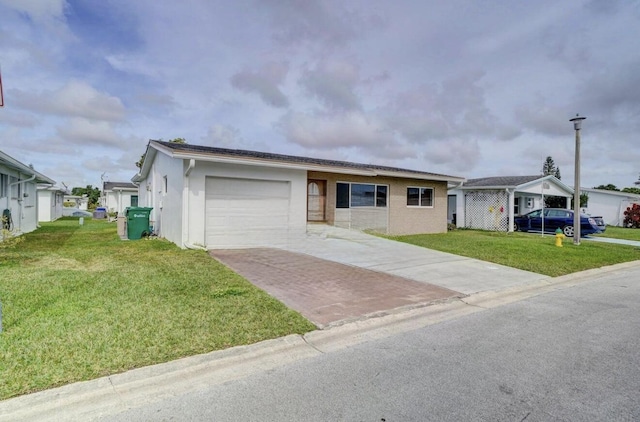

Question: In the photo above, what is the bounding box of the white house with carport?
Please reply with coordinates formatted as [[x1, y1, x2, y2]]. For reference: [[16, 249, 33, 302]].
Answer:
[[448, 175, 574, 232], [581, 188, 640, 227], [131, 140, 465, 249], [1, 149, 56, 235], [101, 181, 139, 215], [37, 185, 66, 222]]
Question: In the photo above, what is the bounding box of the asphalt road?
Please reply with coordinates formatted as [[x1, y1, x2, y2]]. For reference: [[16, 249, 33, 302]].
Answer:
[[99, 266, 640, 422]]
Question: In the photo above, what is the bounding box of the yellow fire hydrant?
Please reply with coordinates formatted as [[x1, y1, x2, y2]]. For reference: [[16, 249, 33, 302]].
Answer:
[[555, 228, 565, 247]]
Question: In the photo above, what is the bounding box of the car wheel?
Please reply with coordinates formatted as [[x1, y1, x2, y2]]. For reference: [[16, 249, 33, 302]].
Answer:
[[513, 222, 520, 232], [563, 225, 574, 237]]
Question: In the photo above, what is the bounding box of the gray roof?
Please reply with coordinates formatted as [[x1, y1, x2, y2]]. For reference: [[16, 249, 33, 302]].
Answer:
[[0, 149, 55, 184], [104, 181, 137, 190], [152, 140, 463, 181], [463, 175, 542, 188]]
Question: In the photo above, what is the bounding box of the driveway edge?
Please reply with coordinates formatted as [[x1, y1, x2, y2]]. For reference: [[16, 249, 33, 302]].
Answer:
[[1, 260, 638, 421]]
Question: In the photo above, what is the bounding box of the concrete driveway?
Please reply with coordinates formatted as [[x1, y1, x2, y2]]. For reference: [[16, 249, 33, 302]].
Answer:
[[210, 225, 550, 327], [286, 225, 549, 294]]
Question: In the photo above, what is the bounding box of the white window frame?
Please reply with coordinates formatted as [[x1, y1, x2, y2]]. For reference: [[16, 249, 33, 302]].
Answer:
[[336, 182, 388, 208], [406, 186, 434, 208]]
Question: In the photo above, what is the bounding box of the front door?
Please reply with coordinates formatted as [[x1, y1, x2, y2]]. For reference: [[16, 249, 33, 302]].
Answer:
[[307, 180, 326, 221]]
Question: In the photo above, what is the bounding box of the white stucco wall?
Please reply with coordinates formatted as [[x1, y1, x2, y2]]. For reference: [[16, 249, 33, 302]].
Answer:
[[105, 190, 138, 215], [1, 165, 40, 234], [37, 190, 64, 222], [137, 151, 184, 246], [137, 154, 307, 249], [582, 190, 640, 226]]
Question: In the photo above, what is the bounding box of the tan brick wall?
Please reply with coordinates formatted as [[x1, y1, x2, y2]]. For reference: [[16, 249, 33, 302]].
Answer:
[[307, 171, 448, 235]]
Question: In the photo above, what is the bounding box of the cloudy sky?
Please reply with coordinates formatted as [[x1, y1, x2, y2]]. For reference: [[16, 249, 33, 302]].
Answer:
[[1, 0, 639, 191]]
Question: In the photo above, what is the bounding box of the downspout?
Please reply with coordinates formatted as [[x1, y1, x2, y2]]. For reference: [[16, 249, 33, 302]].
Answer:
[[182, 159, 204, 250], [8, 174, 37, 233], [506, 188, 515, 233]]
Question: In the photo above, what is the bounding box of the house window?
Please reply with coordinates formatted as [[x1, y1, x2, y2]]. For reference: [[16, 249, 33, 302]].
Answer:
[[163, 176, 168, 195], [336, 182, 388, 208], [514, 197, 520, 215], [376, 185, 388, 207], [0, 174, 7, 197], [407, 187, 433, 207], [9, 176, 21, 199], [336, 183, 350, 208], [131, 195, 139, 207]]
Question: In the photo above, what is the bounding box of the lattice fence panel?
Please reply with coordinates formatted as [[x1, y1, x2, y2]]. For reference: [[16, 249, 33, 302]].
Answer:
[[465, 190, 509, 231]]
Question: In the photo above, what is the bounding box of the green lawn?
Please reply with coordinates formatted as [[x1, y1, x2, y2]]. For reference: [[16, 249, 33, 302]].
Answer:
[[0, 219, 315, 400], [594, 226, 640, 241], [388, 229, 640, 277]]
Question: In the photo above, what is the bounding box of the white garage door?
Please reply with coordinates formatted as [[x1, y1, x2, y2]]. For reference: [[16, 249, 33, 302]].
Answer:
[[205, 177, 291, 248]]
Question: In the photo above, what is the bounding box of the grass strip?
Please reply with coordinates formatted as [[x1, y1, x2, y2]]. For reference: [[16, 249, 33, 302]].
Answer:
[[0, 218, 315, 400], [388, 229, 640, 277]]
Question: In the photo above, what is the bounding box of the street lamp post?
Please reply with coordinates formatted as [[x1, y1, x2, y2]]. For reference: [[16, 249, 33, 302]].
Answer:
[[570, 114, 586, 245]]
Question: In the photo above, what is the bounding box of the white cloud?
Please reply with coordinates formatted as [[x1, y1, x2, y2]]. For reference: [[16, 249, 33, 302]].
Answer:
[[1, 0, 639, 190], [231, 62, 290, 108], [202, 124, 244, 149], [0, 0, 67, 23], [13, 80, 126, 121], [299, 58, 361, 111], [278, 110, 395, 150], [56, 118, 125, 148]]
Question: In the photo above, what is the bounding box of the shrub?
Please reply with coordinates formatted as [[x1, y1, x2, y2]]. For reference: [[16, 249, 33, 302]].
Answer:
[[0, 216, 24, 249], [623, 203, 640, 228]]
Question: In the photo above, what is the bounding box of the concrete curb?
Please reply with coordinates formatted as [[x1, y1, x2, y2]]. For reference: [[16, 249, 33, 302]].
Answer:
[[1, 260, 639, 421]]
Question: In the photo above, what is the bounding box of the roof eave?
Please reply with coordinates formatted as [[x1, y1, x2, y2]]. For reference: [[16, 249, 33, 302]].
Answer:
[[156, 143, 465, 181]]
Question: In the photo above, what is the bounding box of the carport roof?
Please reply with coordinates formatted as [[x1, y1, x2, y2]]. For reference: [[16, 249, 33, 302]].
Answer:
[[103, 181, 137, 191], [457, 175, 574, 196], [134, 140, 465, 183], [462, 175, 542, 188]]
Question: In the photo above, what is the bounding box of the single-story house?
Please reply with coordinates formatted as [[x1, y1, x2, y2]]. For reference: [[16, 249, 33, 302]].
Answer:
[[581, 188, 640, 227], [64, 195, 89, 210], [37, 185, 66, 222], [131, 140, 465, 249], [1, 149, 56, 235], [102, 181, 139, 215], [448, 175, 573, 232]]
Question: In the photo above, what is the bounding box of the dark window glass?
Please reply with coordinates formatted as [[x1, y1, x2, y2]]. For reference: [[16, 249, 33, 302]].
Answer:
[[407, 187, 419, 206], [351, 184, 375, 207], [376, 185, 387, 207], [420, 188, 433, 207], [336, 183, 350, 208]]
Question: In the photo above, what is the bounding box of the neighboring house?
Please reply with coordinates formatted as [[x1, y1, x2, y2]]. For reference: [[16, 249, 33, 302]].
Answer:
[[131, 140, 465, 249], [1, 149, 56, 234], [64, 195, 89, 210], [448, 175, 573, 232], [37, 185, 66, 222], [581, 188, 640, 227], [102, 181, 138, 215]]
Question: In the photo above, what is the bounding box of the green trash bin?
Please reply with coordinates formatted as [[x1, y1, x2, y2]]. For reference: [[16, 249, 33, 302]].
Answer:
[[125, 207, 153, 240]]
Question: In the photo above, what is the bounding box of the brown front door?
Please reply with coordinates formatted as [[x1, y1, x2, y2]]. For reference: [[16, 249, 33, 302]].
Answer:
[[307, 180, 326, 221]]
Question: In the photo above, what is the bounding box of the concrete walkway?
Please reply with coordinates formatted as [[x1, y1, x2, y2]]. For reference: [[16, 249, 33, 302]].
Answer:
[[583, 236, 640, 247], [285, 224, 550, 295]]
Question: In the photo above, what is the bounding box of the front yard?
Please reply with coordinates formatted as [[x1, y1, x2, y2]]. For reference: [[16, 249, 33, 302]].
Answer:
[[389, 229, 640, 277], [0, 219, 315, 400], [1, 220, 639, 401]]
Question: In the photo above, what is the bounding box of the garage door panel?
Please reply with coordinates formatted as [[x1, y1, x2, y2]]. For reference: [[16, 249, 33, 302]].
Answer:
[[205, 177, 291, 248]]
